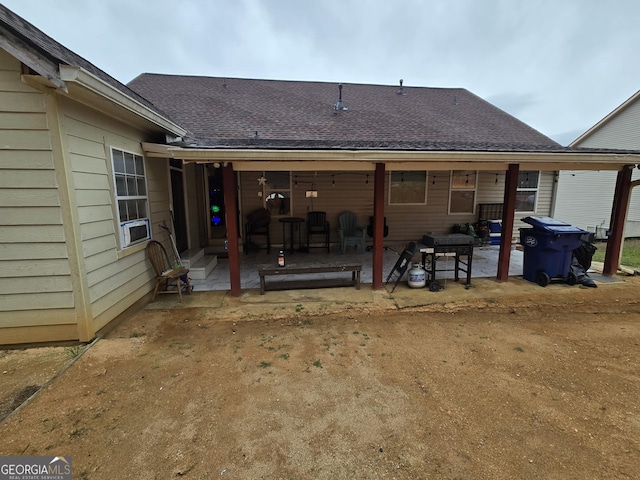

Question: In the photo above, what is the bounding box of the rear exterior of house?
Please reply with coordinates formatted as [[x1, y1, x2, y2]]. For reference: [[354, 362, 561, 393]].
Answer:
[[2, 5, 636, 346], [131, 74, 563, 253], [553, 91, 640, 237]]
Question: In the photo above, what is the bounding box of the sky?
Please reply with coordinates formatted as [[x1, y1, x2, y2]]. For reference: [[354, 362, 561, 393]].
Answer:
[[3, 0, 640, 146]]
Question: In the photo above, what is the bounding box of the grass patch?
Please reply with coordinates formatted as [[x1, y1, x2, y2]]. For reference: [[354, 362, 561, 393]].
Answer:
[[514, 346, 524, 352], [64, 345, 84, 359], [592, 238, 640, 268], [258, 361, 271, 368], [312, 360, 322, 368]]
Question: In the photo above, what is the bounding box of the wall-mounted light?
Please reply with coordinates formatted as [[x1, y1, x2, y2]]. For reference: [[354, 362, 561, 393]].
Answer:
[[306, 182, 318, 198]]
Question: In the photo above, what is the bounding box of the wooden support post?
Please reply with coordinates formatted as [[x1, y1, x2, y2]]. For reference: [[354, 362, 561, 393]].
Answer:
[[372, 163, 385, 290], [603, 165, 633, 276], [223, 163, 241, 296], [497, 164, 519, 282]]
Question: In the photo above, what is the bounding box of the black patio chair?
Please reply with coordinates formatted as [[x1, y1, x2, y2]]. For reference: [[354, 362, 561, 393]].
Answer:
[[244, 208, 271, 254], [307, 211, 330, 252]]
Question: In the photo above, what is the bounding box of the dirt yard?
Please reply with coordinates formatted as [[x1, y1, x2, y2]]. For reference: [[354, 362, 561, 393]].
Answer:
[[1, 277, 640, 479]]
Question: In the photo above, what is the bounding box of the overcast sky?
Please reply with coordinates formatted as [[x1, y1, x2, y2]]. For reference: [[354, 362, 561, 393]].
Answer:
[[4, 0, 640, 145]]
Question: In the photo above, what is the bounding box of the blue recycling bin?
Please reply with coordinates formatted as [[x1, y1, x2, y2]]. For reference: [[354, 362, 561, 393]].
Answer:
[[519, 216, 587, 287]]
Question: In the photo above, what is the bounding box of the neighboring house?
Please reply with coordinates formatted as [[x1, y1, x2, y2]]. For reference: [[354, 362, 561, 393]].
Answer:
[[1, 4, 637, 346], [553, 91, 640, 238]]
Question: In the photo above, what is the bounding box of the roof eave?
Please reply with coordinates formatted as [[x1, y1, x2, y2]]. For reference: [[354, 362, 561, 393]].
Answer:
[[59, 65, 187, 137], [0, 26, 67, 91], [142, 143, 639, 171]]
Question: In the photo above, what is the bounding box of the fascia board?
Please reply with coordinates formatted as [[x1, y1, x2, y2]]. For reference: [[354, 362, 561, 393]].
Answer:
[[59, 65, 187, 136], [142, 143, 639, 171], [0, 27, 67, 90]]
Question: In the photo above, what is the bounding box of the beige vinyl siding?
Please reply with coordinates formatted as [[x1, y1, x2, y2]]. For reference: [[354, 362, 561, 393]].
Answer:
[[476, 170, 555, 240], [184, 163, 200, 248], [147, 161, 173, 241], [554, 171, 615, 229], [240, 169, 548, 246], [240, 171, 375, 248], [579, 99, 640, 150], [237, 168, 560, 247], [57, 97, 161, 322], [527, 171, 554, 216], [0, 49, 76, 340], [561, 100, 640, 231]]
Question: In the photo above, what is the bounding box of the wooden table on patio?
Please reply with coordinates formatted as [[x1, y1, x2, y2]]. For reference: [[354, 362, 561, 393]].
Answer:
[[257, 262, 362, 294]]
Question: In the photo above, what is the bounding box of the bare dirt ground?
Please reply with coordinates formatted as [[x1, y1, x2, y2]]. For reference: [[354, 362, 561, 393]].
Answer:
[[1, 277, 640, 479]]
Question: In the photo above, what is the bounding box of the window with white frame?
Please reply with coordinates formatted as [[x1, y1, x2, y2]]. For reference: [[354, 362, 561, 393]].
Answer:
[[449, 170, 477, 213], [111, 148, 150, 248], [389, 171, 427, 205], [516, 171, 539, 212]]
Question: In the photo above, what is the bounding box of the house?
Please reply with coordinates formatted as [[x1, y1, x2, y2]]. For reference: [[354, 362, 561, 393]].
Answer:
[[0, 5, 186, 344], [552, 90, 640, 238], [1, 4, 637, 346]]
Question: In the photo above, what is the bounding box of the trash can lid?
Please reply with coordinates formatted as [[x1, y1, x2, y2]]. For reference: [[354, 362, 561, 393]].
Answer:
[[522, 216, 586, 234]]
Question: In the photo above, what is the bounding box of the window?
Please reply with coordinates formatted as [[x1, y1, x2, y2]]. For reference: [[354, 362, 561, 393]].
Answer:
[[449, 170, 477, 214], [111, 148, 150, 247], [389, 171, 427, 205], [516, 171, 539, 212], [264, 171, 291, 216]]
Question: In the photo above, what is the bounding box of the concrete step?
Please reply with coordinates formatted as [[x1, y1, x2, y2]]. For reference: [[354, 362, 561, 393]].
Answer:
[[188, 254, 218, 280], [180, 248, 204, 269]]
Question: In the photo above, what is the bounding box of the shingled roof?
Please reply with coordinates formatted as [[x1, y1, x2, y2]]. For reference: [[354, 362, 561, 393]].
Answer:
[[128, 73, 564, 152]]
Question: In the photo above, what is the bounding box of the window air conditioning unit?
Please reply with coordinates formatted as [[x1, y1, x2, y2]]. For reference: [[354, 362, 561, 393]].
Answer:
[[121, 218, 151, 248]]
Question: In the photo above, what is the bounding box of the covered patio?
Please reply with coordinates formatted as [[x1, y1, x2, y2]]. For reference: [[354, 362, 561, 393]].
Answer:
[[190, 244, 524, 292], [135, 78, 640, 297]]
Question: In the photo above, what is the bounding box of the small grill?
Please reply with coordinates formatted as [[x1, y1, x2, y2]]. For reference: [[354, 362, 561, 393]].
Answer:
[[420, 234, 474, 289]]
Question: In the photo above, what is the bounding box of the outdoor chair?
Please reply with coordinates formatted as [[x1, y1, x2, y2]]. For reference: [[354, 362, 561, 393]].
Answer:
[[338, 211, 366, 254], [307, 211, 330, 252], [146, 240, 192, 303], [385, 241, 417, 292], [366, 215, 390, 251], [244, 208, 271, 254]]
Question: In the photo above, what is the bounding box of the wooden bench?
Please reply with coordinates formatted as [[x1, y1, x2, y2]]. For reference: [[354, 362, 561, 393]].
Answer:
[[258, 262, 362, 294]]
